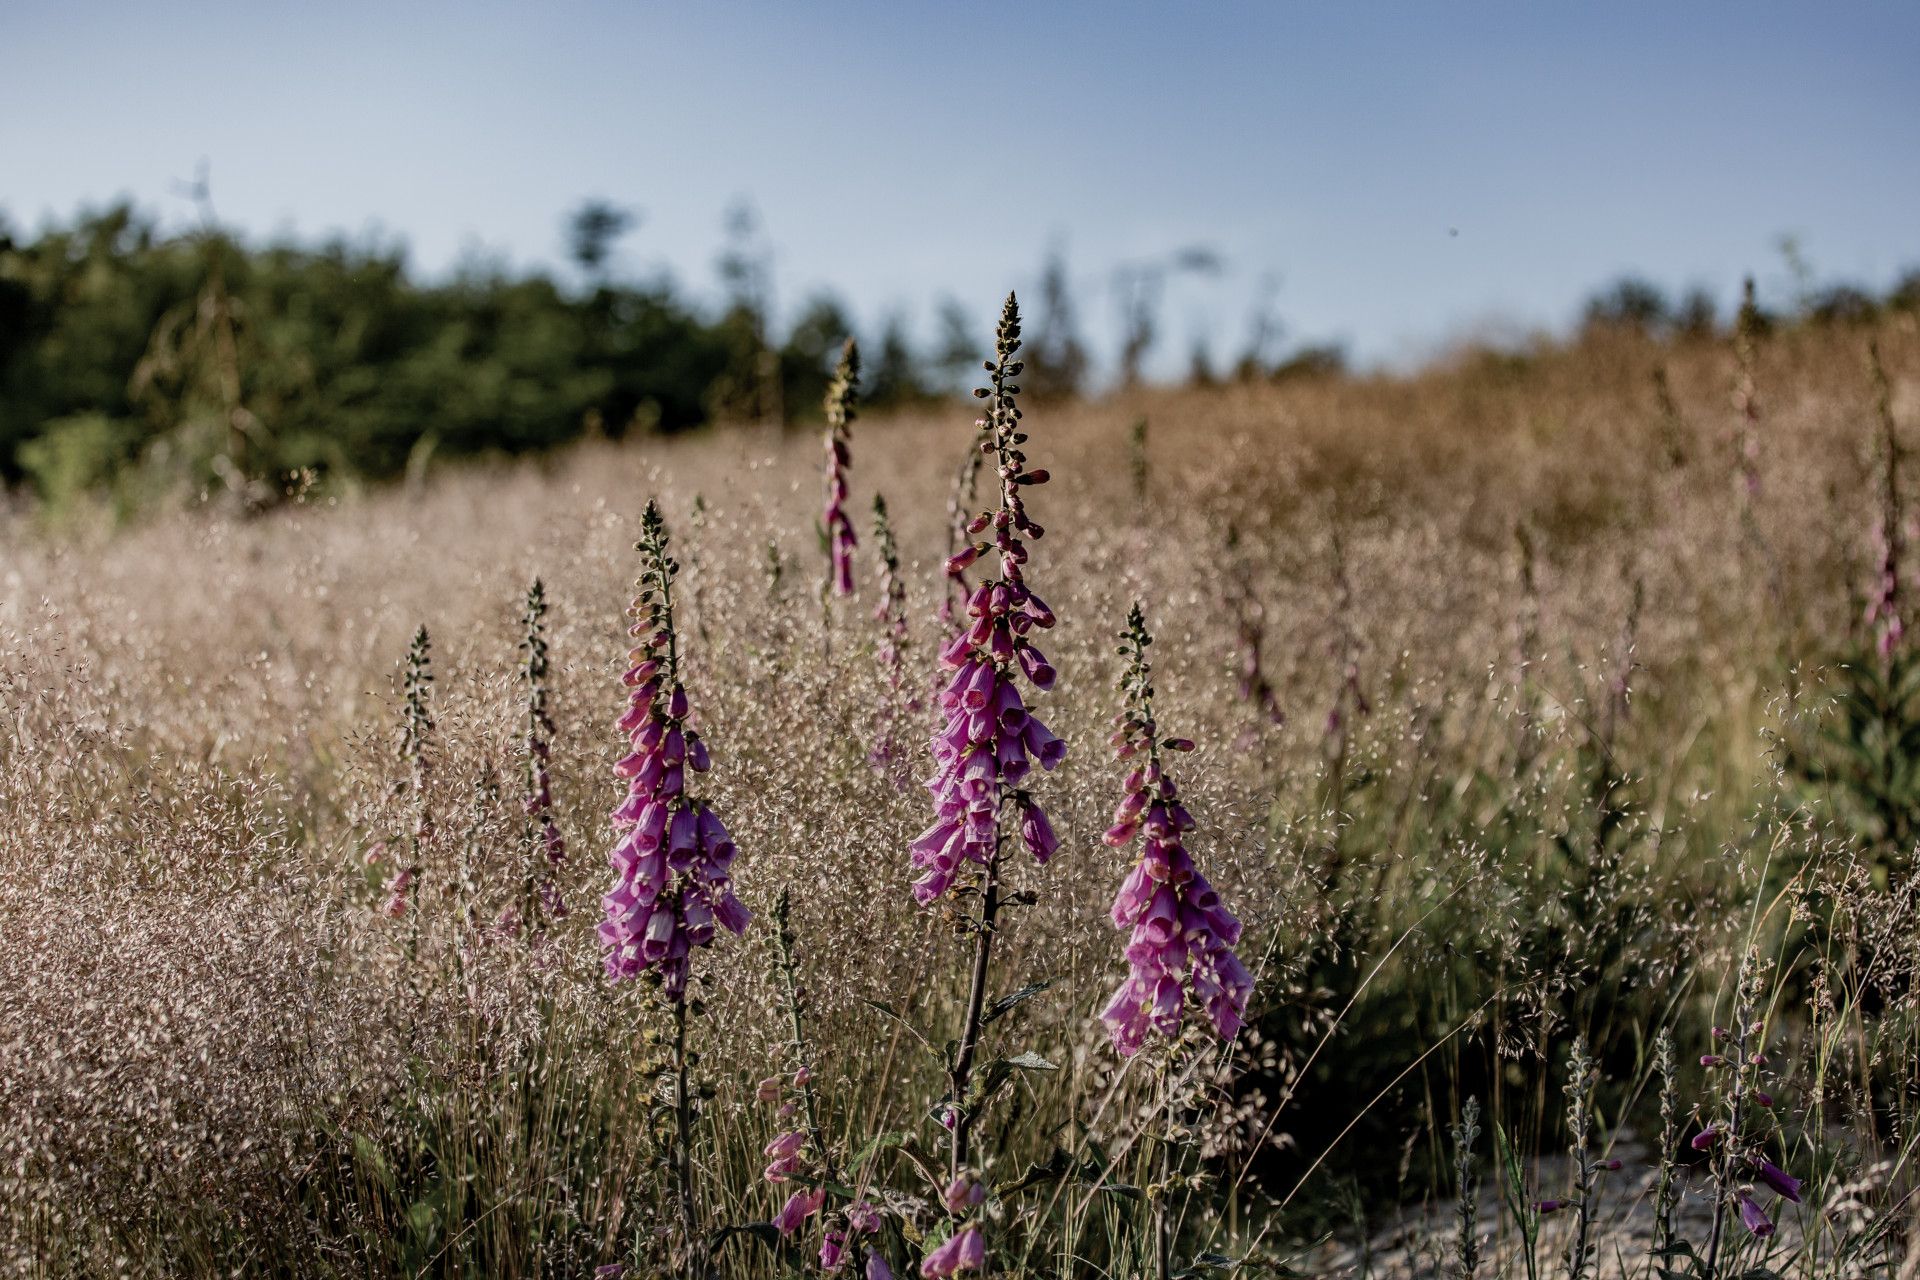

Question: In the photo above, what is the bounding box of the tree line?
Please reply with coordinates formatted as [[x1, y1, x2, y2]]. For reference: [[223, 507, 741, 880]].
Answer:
[[3, 198, 1912, 514], [0, 200, 984, 511]]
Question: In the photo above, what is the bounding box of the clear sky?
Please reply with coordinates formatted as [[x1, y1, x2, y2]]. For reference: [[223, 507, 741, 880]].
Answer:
[[4, 1, 1917, 374]]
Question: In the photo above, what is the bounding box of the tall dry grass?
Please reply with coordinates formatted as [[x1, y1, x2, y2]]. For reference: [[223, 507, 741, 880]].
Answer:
[[2, 317, 1917, 1276]]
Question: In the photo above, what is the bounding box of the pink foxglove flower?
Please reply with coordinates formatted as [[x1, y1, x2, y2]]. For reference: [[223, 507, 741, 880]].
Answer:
[[775, 1187, 825, 1237], [1752, 1157, 1802, 1204], [597, 501, 749, 999], [819, 1231, 848, 1270], [380, 867, 412, 918], [912, 295, 1063, 905], [1099, 603, 1253, 1057], [763, 1128, 807, 1182], [940, 1174, 985, 1216], [920, 1226, 984, 1277], [1736, 1192, 1774, 1238], [823, 339, 860, 598]]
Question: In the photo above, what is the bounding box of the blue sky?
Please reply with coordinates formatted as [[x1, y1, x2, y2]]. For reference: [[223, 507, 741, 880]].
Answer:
[[4, 1, 1917, 373]]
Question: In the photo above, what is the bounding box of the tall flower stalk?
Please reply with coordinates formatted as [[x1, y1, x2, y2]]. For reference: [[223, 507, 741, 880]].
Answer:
[[600, 503, 750, 991], [1100, 602, 1251, 1056], [1129, 414, 1149, 501], [687, 492, 711, 644], [823, 339, 860, 602], [1224, 529, 1284, 735], [1651, 1029, 1681, 1265], [1731, 278, 1764, 506], [383, 626, 434, 929], [1510, 523, 1542, 769], [1102, 603, 1252, 1280], [1651, 363, 1690, 470], [1323, 530, 1369, 805], [1559, 1037, 1611, 1280], [1865, 340, 1904, 662], [758, 889, 886, 1274], [1698, 954, 1799, 1277], [598, 500, 749, 1274], [1452, 1097, 1482, 1280], [869, 494, 913, 779], [912, 292, 1063, 1180], [518, 579, 566, 933]]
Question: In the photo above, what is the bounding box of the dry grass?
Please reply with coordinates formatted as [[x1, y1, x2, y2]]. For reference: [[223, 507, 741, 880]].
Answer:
[[2, 317, 1917, 1277]]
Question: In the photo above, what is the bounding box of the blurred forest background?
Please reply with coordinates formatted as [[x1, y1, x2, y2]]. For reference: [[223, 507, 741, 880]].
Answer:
[[4, 192, 1918, 516]]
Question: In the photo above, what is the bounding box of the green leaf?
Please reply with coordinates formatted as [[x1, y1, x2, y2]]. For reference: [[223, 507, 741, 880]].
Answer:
[[405, 1199, 440, 1239], [971, 1050, 1058, 1109], [708, 1221, 782, 1255], [983, 980, 1051, 1024], [847, 1130, 914, 1173], [1004, 1050, 1058, 1071]]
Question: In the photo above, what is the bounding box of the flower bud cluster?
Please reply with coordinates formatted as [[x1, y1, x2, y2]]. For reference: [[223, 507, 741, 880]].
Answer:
[[912, 295, 1064, 904], [598, 502, 748, 998], [1099, 603, 1251, 1056]]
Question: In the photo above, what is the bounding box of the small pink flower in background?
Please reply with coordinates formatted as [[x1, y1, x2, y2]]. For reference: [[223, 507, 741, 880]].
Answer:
[[774, 1187, 824, 1237], [380, 866, 414, 918], [846, 1200, 880, 1235], [940, 1174, 984, 1216], [763, 1128, 806, 1181], [920, 1226, 984, 1277], [819, 1230, 848, 1270]]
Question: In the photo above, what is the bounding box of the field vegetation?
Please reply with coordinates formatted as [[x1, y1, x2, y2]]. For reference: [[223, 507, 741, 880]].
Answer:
[[2, 294, 1917, 1278]]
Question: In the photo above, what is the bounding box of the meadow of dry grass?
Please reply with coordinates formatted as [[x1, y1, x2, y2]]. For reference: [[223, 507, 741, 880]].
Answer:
[[2, 318, 1917, 1277]]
